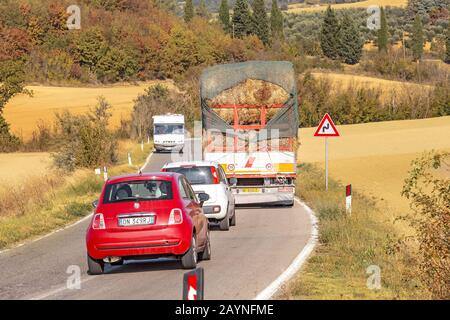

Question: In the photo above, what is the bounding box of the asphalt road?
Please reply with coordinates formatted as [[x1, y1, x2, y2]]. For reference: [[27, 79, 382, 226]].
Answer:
[[0, 140, 313, 300]]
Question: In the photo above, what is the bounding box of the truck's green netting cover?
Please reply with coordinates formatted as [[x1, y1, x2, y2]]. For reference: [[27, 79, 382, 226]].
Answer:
[[200, 61, 299, 141]]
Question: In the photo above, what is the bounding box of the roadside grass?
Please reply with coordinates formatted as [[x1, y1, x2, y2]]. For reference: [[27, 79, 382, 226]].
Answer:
[[0, 140, 152, 250], [280, 163, 429, 299]]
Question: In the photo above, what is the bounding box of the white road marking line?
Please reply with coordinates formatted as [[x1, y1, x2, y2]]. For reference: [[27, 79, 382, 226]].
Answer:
[[254, 197, 318, 300], [28, 276, 97, 300]]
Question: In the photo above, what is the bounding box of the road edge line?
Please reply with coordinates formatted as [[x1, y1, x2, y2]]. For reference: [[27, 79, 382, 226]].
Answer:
[[254, 197, 318, 300]]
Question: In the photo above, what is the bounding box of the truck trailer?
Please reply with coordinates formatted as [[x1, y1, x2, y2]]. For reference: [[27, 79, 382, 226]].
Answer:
[[200, 61, 299, 206]]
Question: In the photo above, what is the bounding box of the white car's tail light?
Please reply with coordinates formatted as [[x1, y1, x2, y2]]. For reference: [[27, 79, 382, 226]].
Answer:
[[168, 208, 183, 225], [92, 213, 105, 230]]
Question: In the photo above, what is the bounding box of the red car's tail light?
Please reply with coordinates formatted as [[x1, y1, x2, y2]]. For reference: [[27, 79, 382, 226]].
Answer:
[[168, 208, 183, 225], [211, 166, 220, 184], [92, 213, 105, 230]]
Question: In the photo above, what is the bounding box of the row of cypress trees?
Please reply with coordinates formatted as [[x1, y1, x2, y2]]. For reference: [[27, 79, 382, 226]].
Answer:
[[220, 0, 284, 45], [184, 0, 210, 22], [185, 0, 284, 46], [320, 6, 363, 65]]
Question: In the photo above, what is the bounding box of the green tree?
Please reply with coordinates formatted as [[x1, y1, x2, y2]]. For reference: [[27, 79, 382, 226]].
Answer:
[[411, 14, 424, 61], [232, 0, 252, 38], [219, 0, 231, 33], [338, 14, 363, 65], [197, 0, 210, 19], [320, 6, 340, 60], [270, 0, 284, 40], [377, 7, 388, 52], [251, 0, 270, 45], [184, 0, 194, 23], [75, 28, 108, 70], [0, 60, 25, 152], [445, 17, 450, 64]]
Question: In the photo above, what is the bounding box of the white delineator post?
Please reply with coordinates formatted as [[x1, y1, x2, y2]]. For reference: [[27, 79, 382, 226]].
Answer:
[[128, 152, 132, 166], [141, 141, 144, 152], [103, 166, 108, 181], [346, 184, 352, 214]]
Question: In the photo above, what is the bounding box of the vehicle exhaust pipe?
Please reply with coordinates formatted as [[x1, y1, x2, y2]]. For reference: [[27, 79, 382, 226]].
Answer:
[[103, 256, 121, 263]]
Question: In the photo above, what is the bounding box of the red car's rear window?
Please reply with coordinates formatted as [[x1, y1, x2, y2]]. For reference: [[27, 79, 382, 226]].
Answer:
[[103, 180, 173, 204]]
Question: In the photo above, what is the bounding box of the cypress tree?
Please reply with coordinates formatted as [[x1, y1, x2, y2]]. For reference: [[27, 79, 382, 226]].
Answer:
[[184, 0, 194, 23], [377, 7, 388, 52], [411, 14, 424, 61], [219, 0, 231, 33], [270, 0, 284, 40], [251, 0, 270, 45], [197, 0, 210, 19], [320, 6, 340, 60], [445, 17, 450, 64], [338, 14, 363, 65], [232, 0, 252, 38]]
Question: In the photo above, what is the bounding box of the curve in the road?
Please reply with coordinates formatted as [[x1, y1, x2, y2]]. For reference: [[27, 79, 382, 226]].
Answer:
[[0, 140, 316, 300]]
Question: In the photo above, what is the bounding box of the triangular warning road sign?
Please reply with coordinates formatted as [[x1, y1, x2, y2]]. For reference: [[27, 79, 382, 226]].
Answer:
[[314, 113, 340, 137]]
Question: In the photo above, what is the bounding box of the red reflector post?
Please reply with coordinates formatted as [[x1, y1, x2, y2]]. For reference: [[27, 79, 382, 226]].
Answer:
[[183, 267, 204, 300]]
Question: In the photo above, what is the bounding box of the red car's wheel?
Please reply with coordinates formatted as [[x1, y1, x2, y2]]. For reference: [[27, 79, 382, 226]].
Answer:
[[181, 235, 197, 269], [87, 254, 104, 275]]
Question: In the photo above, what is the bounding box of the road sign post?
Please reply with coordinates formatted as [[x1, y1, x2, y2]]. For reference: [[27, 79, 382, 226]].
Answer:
[[314, 113, 340, 191], [182, 267, 204, 300]]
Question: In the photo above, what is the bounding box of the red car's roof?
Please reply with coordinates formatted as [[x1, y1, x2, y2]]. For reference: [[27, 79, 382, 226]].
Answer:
[[106, 172, 180, 184]]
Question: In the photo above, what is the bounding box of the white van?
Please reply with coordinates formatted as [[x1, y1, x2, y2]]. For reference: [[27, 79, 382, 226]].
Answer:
[[152, 114, 185, 153]]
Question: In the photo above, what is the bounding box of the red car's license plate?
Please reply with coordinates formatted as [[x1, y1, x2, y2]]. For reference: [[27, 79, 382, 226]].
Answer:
[[119, 216, 155, 227]]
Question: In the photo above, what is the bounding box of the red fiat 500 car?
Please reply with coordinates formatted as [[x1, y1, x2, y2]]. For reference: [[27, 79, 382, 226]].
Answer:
[[86, 172, 211, 274]]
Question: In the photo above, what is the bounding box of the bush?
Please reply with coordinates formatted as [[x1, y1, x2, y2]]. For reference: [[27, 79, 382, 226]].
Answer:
[[52, 96, 118, 171], [402, 151, 450, 299]]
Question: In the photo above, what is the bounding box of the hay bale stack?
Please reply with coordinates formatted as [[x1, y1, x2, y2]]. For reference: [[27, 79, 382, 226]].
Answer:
[[208, 79, 289, 125]]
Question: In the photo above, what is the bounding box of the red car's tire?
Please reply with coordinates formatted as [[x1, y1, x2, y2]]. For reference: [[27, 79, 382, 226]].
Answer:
[[87, 254, 104, 275], [200, 232, 211, 261], [181, 235, 197, 269]]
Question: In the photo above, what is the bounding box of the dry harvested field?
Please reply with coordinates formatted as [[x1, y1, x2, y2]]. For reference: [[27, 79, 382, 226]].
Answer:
[[0, 152, 52, 185], [298, 116, 450, 214], [288, 0, 407, 13], [4, 80, 175, 139], [310, 72, 434, 101]]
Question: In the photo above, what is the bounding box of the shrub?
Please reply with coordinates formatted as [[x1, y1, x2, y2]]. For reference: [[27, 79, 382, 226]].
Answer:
[[402, 151, 450, 299], [52, 96, 118, 171]]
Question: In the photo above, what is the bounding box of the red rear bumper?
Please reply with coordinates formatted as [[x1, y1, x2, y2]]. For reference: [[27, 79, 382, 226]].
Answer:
[[86, 225, 192, 260]]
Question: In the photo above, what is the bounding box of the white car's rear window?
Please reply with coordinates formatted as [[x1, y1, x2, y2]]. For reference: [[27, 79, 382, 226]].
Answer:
[[165, 167, 213, 185]]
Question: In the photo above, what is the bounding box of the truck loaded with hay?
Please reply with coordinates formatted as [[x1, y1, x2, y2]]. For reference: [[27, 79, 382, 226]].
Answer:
[[200, 61, 299, 206]]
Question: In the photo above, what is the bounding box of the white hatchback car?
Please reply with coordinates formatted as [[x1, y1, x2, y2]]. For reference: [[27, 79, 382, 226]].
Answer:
[[162, 161, 236, 231]]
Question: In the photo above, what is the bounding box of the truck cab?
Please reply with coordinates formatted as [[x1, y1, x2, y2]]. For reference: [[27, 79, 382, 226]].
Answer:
[[152, 114, 185, 153]]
